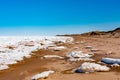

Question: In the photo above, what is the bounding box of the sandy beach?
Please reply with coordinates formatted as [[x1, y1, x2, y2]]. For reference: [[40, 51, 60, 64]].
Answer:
[[0, 35, 120, 80]]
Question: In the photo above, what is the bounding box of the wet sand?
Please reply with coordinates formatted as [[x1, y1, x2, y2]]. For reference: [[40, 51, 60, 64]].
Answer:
[[0, 36, 120, 80]]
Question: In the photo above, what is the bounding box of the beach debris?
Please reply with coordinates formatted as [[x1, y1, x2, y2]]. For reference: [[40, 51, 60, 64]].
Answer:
[[67, 51, 94, 61], [31, 70, 55, 80], [74, 62, 110, 73], [43, 55, 64, 59], [101, 58, 120, 64]]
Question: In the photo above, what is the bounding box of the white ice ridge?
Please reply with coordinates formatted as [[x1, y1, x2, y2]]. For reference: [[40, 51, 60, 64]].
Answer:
[[75, 62, 110, 73], [67, 51, 94, 61], [101, 57, 120, 64], [31, 70, 55, 80], [0, 36, 73, 70]]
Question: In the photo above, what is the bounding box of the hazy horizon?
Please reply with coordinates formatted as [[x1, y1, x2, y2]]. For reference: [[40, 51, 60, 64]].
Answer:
[[0, 0, 120, 36]]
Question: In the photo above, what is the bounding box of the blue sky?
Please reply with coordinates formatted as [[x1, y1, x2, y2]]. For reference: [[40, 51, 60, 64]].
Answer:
[[0, 0, 120, 36]]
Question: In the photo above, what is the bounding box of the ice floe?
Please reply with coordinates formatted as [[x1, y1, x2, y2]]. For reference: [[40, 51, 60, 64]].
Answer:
[[31, 70, 55, 80], [75, 62, 110, 73]]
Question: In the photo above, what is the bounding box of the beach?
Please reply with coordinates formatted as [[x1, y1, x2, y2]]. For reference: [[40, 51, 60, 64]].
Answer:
[[0, 35, 120, 80]]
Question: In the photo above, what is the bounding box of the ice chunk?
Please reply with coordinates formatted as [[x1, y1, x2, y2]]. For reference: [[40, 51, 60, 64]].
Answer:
[[67, 51, 93, 58], [75, 62, 110, 73], [53, 46, 66, 51], [43, 55, 64, 59], [102, 58, 120, 64], [67, 51, 94, 61], [31, 70, 54, 80]]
